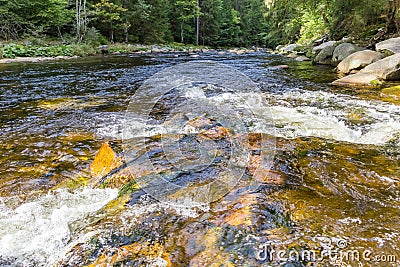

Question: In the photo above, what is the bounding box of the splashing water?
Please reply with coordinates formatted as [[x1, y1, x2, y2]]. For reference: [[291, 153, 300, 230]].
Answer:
[[0, 188, 117, 266]]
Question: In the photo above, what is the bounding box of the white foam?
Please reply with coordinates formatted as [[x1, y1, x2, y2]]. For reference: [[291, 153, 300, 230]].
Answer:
[[98, 89, 400, 146], [0, 188, 118, 267]]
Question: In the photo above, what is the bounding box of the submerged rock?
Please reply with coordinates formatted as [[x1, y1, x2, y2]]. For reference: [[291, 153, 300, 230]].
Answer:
[[359, 53, 400, 80], [90, 142, 120, 179], [331, 43, 364, 66], [89, 142, 135, 189], [375, 37, 400, 54], [336, 50, 383, 74], [270, 64, 289, 70], [380, 85, 400, 104]]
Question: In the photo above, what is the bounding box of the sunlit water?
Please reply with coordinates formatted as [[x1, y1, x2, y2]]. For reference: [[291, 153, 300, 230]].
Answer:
[[0, 52, 399, 266]]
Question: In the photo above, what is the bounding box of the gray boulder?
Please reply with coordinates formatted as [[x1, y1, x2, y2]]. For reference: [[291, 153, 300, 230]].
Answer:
[[360, 53, 400, 80], [331, 43, 364, 66], [281, 44, 298, 53], [312, 41, 336, 54], [337, 50, 383, 74], [375, 37, 400, 54], [332, 73, 381, 87], [314, 45, 335, 65]]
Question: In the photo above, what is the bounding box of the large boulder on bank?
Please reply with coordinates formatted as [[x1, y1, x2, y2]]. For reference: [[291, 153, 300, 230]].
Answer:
[[312, 41, 336, 54], [281, 44, 298, 53], [375, 37, 400, 55], [314, 45, 335, 65], [331, 43, 364, 66], [336, 50, 383, 74], [332, 73, 381, 87], [360, 53, 400, 80]]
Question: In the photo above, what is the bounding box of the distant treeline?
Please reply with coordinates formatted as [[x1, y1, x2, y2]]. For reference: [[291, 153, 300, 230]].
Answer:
[[0, 0, 399, 47]]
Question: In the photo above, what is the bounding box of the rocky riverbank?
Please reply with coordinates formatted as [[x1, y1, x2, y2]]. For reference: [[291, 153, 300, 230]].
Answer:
[[0, 43, 266, 64], [0, 55, 80, 64], [274, 37, 400, 87]]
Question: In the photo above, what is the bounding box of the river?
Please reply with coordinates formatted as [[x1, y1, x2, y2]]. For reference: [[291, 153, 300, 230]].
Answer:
[[0, 52, 399, 266]]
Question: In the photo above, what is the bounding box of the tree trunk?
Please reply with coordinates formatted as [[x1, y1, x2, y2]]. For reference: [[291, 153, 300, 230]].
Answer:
[[76, 0, 86, 42], [122, 0, 129, 43], [110, 22, 114, 43], [181, 23, 184, 43], [387, 0, 400, 33], [83, 0, 87, 34], [196, 0, 199, 45], [76, 0, 80, 39], [57, 26, 63, 40]]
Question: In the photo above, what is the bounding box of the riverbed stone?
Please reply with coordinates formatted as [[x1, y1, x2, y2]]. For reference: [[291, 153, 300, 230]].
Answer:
[[336, 50, 383, 74], [270, 64, 289, 70], [375, 37, 400, 55], [331, 43, 364, 66], [312, 40, 336, 54], [332, 72, 381, 87], [295, 55, 310, 61], [314, 45, 335, 65], [359, 53, 400, 80]]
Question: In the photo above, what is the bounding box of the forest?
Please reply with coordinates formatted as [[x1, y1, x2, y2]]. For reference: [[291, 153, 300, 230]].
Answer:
[[1, 0, 400, 48]]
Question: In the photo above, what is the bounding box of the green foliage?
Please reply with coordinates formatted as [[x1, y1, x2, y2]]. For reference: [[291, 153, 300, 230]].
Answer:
[[69, 43, 97, 56], [170, 0, 202, 43], [83, 27, 109, 45], [297, 11, 328, 45], [1, 44, 73, 58], [0, 0, 73, 40], [266, 0, 388, 47], [93, 0, 128, 42], [0, 0, 392, 50]]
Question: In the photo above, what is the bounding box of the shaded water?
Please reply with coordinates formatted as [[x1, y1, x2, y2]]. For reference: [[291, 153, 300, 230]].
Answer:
[[0, 52, 399, 266]]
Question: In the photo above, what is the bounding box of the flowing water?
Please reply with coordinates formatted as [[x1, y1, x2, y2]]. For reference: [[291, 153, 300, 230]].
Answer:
[[0, 52, 399, 266]]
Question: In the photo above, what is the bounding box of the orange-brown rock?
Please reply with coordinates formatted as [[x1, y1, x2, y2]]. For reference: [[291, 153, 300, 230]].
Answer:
[[85, 242, 172, 267], [90, 142, 122, 179], [248, 154, 284, 185], [199, 126, 231, 140], [222, 194, 258, 226], [187, 114, 213, 128]]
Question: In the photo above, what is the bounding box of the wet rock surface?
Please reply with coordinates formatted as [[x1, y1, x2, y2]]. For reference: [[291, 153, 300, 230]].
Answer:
[[360, 53, 400, 80], [332, 72, 381, 87]]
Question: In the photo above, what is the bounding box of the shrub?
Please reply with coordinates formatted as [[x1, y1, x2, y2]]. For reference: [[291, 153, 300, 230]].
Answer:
[[1, 44, 75, 58]]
